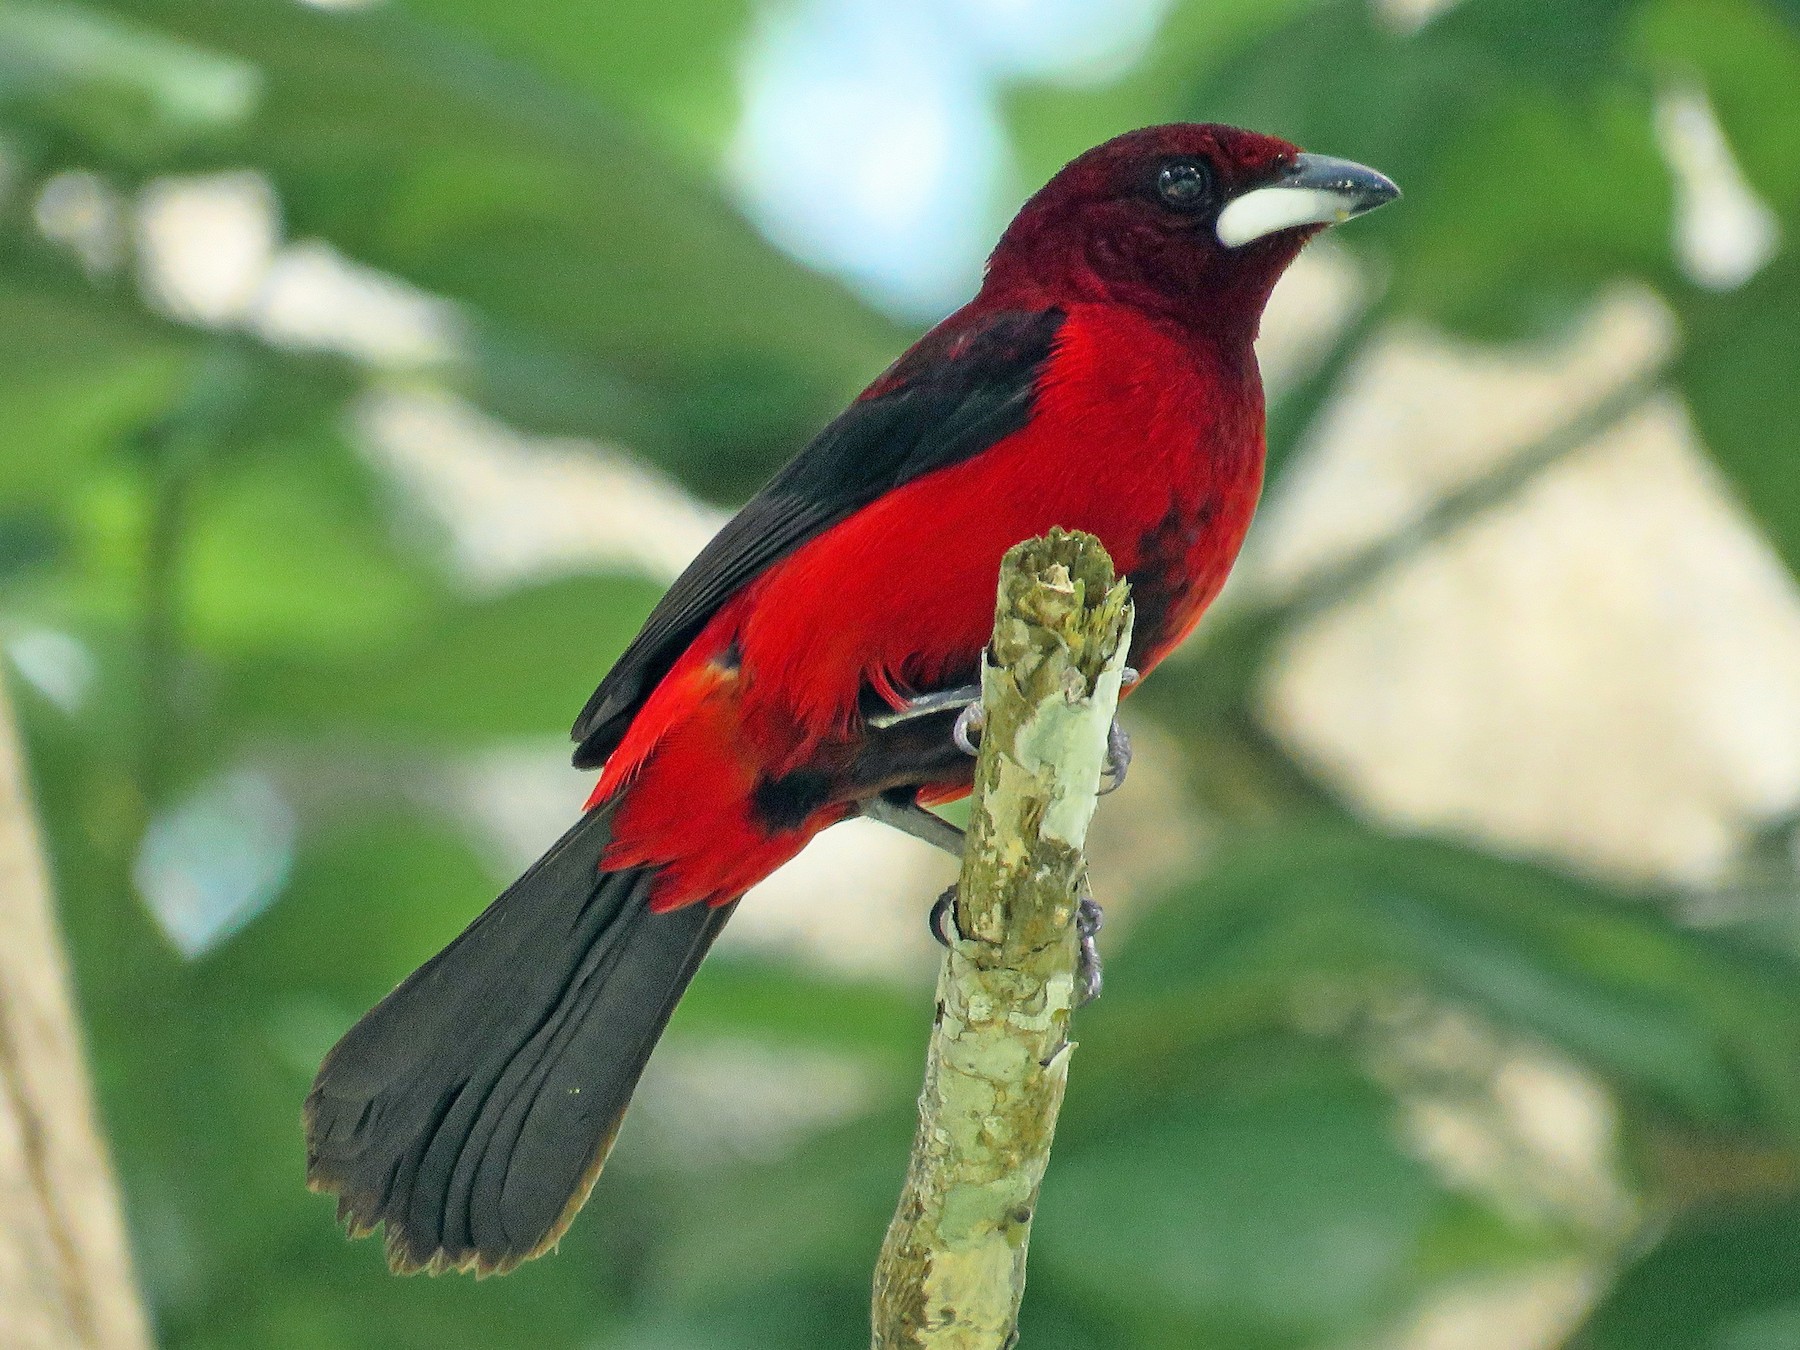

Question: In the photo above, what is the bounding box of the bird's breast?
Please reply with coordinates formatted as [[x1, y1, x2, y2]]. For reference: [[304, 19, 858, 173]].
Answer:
[[1040, 303, 1267, 672], [730, 303, 1264, 744], [590, 302, 1269, 892]]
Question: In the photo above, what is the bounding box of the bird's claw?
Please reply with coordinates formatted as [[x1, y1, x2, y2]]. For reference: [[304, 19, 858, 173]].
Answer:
[[952, 703, 985, 757], [1099, 719, 1132, 794], [1075, 895, 1105, 1005], [930, 887, 1103, 1004], [928, 885, 960, 947]]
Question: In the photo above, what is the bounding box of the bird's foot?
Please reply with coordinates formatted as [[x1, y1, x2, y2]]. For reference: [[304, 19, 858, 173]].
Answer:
[[861, 683, 984, 755], [927, 886, 1104, 1007], [1099, 719, 1132, 794], [1075, 894, 1105, 1005]]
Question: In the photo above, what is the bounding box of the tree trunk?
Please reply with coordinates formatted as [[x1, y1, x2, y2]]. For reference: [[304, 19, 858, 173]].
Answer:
[[0, 681, 152, 1350]]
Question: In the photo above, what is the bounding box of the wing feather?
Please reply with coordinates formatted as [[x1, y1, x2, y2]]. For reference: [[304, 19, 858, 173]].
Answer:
[[570, 307, 1064, 768]]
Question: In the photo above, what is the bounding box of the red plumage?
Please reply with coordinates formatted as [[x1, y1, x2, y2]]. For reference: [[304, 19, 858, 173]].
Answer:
[[305, 122, 1398, 1274], [594, 298, 1267, 908]]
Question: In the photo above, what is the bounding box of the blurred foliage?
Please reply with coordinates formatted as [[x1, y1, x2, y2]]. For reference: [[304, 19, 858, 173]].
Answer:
[[3, 0, 1800, 1346]]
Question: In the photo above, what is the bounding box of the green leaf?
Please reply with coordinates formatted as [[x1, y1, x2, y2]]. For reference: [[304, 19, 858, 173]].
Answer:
[[223, 571, 664, 742], [1000, 0, 1315, 190], [1108, 818, 1800, 1135], [81, 0, 904, 494], [200, 809, 501, 1010], [399, 0, 751, 161], [182, 429, 439, 658], [670, 958, 927, 1066], [1035, 1047, 1443, 1349], [600, 1280, 878, 1350], [0, 267, 190, 498], [655, 1107, 920, 1304], [1185, 0, 1670, 338], [1192, 0, 1640, 162], [1676, 252, 1800, 575], [0, 0, 259, 163], [1655, 0, 1798, 580], [1569, 1199, 1800, 1350], [1381, 86, 1674, 337], [1636, 0, 1800, 219]]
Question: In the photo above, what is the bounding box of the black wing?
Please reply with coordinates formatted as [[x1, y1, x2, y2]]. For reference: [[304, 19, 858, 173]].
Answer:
[[571, 307, 1065, 768]]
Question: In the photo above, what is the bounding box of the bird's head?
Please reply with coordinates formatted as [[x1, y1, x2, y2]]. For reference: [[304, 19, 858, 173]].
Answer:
[[984, 123, 1398, 330]]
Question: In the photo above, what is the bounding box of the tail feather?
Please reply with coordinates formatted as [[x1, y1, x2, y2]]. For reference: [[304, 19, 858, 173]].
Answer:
[[304, 807, 733, 1274]]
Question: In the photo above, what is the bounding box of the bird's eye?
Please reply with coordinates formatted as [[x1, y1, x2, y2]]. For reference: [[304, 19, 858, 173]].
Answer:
[[1155, 160, 1214, 212]]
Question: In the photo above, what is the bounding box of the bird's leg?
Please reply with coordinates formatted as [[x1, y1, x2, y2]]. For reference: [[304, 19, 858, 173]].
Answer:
[[876, 666, 1132, 977], [856, 799, 966, 946], [863, 684, 981, 729], [860, 683, 986, 755], [858, 795, 965, 858]]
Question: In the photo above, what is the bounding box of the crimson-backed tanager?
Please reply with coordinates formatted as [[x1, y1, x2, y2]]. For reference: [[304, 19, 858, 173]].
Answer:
[[305, 123, 1398, 1274]]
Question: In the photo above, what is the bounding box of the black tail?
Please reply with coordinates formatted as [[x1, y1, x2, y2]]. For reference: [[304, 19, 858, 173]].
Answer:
[[304, 807, 733, 1274]]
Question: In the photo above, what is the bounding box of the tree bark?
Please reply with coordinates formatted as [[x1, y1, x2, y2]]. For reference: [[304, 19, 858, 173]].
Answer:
[[0, 681, 152, 1350], [871, 530, 1132, 1350]]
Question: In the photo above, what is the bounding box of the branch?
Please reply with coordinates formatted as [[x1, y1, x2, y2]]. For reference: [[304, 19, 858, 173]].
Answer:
[[0, 681, 152, 1350], [872, 530, 1132, 1350]]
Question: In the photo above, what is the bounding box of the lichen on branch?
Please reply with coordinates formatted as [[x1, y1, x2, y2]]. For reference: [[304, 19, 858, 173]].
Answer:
[[871, 529, 1133, 1350]]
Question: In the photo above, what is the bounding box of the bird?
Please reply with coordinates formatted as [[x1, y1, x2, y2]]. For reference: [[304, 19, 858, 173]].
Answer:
[[304, 122, 1398, 1275]]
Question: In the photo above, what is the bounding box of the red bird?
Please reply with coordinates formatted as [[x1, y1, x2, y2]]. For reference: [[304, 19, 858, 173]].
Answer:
[[306, 123, 1397, 1273]]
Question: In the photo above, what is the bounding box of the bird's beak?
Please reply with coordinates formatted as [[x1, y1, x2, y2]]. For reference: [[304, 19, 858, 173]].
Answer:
[[1215, 153, 1400, 248]]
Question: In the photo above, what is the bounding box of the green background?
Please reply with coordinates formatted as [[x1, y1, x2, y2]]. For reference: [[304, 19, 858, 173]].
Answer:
[[5, 0, 1800, 1345]]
